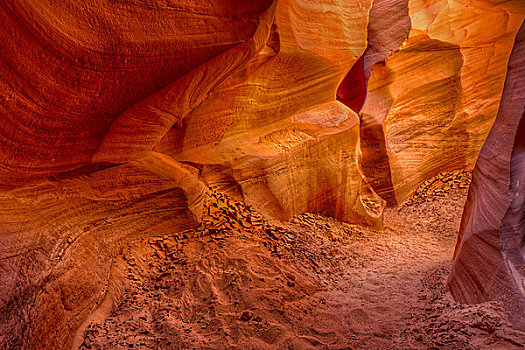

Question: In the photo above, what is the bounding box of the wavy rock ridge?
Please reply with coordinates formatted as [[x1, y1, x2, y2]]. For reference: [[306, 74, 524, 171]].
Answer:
[[0, 0, 524, 347], [449, 20, 525, 331]]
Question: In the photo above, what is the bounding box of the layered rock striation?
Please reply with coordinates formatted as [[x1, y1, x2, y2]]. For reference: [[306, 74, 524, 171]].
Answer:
[[357, 0, 525, 205], [449, 20, 525, 331], [94, 0, 384, 226], [0, 153, 206, 348], [0, 0, 524, 348]]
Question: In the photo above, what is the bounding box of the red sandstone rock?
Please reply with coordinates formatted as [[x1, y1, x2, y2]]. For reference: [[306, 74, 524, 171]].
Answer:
[[130, 0, 382, 225], [359, 0, 524, 204], [0, 0, 274, 187], [0, 153, 205, 348], [0, 0, 524, 348], [449, 20, 525, 330]]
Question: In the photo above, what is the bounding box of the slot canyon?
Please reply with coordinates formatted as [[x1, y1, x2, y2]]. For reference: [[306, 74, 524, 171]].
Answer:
[[0, 0, 524, 349]]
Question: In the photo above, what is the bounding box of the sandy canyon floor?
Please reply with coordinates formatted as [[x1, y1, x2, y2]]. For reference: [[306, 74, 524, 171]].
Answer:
[[77, 172, 525, 349]]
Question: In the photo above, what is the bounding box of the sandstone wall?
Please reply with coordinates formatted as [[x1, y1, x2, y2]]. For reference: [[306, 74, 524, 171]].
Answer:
[[449, 20, 525, 331], [0, 0, 523, 347]]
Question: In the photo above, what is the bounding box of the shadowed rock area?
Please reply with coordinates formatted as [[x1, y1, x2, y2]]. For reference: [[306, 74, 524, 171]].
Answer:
[[449, 20, 525, 332]]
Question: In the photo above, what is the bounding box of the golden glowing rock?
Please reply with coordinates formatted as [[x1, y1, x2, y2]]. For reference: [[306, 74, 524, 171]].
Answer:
[[359, 0, 524, 204], [148, 0, 382, 225]]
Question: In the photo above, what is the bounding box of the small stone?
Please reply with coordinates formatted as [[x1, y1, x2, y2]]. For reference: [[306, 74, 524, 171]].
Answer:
[[241, 311, 254, 321]]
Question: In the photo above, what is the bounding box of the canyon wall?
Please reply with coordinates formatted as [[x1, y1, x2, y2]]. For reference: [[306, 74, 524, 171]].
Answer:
[[358, 0, 524, 204], [449, 20, 525, 331], [0, 0, 524, 348]]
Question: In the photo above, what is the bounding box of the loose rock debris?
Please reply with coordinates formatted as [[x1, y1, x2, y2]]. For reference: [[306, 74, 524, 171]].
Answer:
[[79, 182, 525, 350]]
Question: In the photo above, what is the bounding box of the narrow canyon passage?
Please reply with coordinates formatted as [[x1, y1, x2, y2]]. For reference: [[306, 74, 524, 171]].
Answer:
[[78, 173, 525, 349]]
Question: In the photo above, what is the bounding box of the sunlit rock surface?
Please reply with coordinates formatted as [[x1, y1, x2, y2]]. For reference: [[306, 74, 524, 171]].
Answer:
[[0, 0, 524, 348], [449, 20, 525, 331], [149, 0, 383, 225], [358, 0, 524, 204]]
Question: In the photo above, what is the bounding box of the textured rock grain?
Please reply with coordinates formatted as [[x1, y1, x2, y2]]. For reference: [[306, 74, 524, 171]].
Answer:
[[449, 20, 525, 331], [359, 0, 524, 204], [0, 0, 275, 187], [0, 154, 205, 349], [0, 0, 524, 348]]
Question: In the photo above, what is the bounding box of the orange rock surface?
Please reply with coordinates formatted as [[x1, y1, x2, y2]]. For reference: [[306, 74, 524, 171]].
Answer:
[[95, 0, 383, 226], [359, 0, 524, 204], [0, 0, 524, 347], [0, 153, 205, 348], [0, 0, 275, 187]]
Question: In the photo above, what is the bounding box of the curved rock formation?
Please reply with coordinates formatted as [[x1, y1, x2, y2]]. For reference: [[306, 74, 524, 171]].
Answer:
[[0, 153, 206, 348], [449, 20, 525, 330], [0, 1, 380, 347], [95, 0, 383, 226], [0, 0, 524, 348], [0, 0, 275, 187], [358, 0, 524, 204]]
